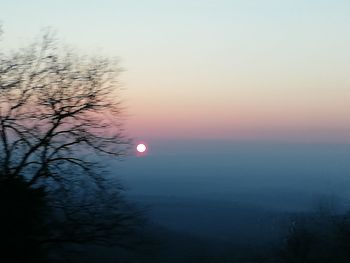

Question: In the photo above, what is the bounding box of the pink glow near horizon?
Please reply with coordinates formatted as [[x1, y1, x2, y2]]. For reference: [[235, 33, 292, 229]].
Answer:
[[125, 95, 350, 142]]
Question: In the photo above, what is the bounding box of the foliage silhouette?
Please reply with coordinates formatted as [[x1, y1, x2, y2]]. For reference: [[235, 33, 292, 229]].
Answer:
[[0, 29, 143, 262]]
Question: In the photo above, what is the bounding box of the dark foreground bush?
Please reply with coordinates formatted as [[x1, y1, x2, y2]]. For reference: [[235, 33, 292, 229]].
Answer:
[[0, 177, 48, 262]]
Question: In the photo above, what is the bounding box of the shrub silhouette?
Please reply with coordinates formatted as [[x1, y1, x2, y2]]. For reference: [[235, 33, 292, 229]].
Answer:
[[0, 177, 48, 262]]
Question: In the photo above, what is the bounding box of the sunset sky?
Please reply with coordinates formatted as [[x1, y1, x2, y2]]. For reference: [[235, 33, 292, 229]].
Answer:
[[2, 0, 350, 142]]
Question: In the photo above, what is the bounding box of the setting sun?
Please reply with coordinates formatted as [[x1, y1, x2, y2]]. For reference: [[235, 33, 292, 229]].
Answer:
[[136, 143, 147, 153]]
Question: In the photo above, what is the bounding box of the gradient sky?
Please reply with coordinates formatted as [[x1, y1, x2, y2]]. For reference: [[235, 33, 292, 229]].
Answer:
[[2, 0, 350, 142]]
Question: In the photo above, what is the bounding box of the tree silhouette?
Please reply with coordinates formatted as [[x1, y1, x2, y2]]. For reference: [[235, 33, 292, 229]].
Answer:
[[0, 32, 128, 183], [0, 30, 142, 262]]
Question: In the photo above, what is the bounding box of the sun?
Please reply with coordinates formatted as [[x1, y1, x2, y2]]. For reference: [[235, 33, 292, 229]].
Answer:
[[136, 143, 147, 153]]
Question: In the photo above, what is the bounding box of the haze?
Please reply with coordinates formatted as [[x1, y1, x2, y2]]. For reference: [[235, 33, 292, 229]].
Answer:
[[2, 1, 350, 262]]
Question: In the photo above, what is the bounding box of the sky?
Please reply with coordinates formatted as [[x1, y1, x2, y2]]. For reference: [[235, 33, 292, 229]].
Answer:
[[1, 0, 350, 143]]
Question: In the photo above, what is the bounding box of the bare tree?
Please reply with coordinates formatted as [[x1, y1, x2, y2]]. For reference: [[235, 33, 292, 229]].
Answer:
[[0, 31, 142, 261], [0, 32, 129, 184]]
